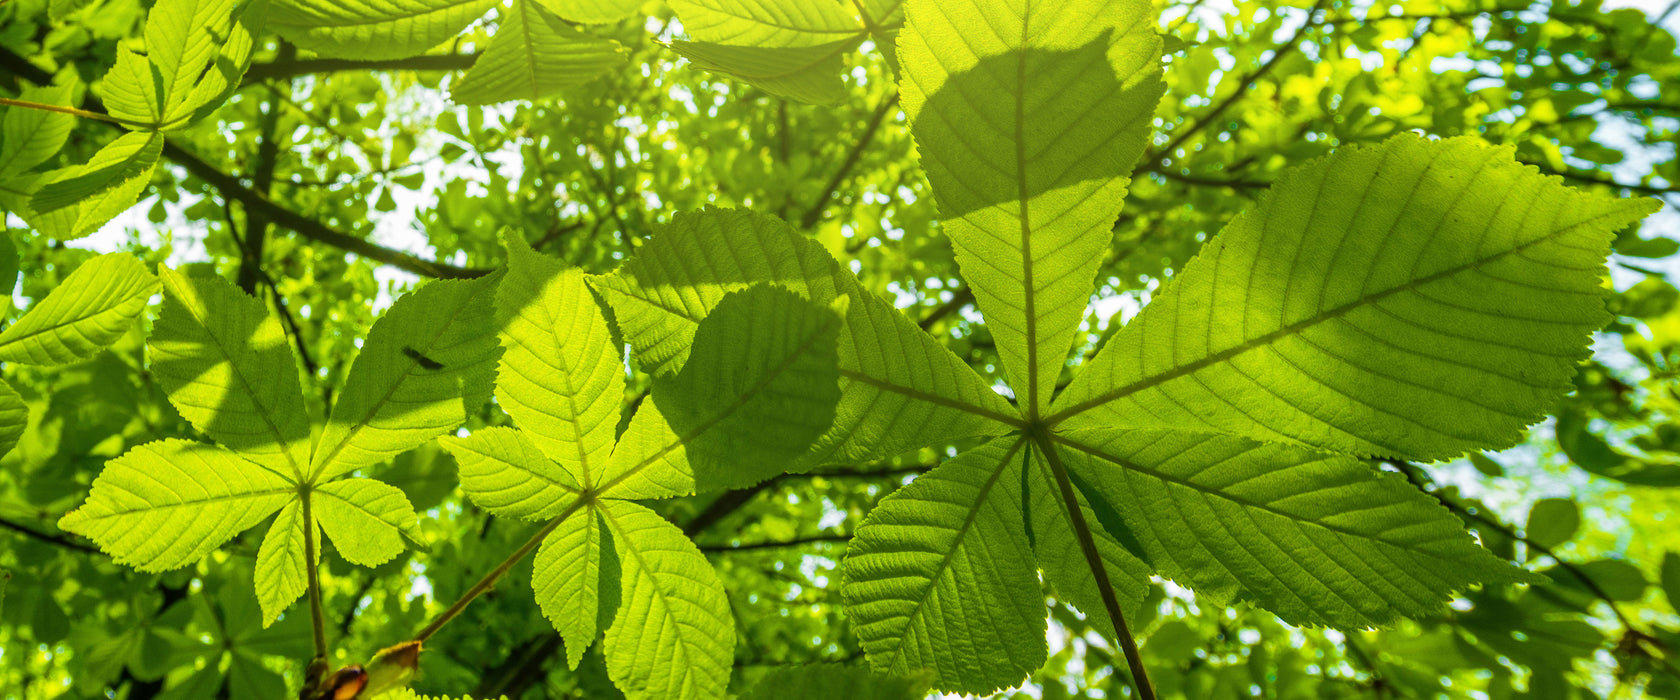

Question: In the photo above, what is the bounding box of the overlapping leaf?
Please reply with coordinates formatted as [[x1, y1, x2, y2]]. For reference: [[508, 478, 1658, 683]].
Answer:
[[450, 0, 627, 105], [593, 207, 1017, 465], [270, 0, 497, 60], [899, 0, 1164, 417], [668, 0, 903, 103]]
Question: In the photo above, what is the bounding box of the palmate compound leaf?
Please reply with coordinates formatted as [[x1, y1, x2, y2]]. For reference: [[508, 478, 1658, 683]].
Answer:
[[270, 0, 498, 60], [0, 252, 160, 365], [665, 0, 900, 104], [150, 268, 312, 479], [311, 275, 500, 482], [58, 440, 294, 571], [597, 283, 845, 498], [438, 236, 858, 699], [1051, 428, 1542, 628], [900, 0, 1165, 418], [1048, 134, 1664, 459], [593, 207, 1018, 466], [449, 0, 628, 105]]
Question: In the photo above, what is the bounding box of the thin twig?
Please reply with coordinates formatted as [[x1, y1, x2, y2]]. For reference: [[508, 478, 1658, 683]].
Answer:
[[412, 499, 587, 643], [800, 93, 900, 229], [0, 515, 102, 554]]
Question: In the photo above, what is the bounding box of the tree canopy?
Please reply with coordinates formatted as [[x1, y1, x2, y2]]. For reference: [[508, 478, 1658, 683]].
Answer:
[[1, 0, 1679, 698]]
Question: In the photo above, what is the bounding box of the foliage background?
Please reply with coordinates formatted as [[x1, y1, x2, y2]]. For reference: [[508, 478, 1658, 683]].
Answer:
[[2, 0, 1680, 697]]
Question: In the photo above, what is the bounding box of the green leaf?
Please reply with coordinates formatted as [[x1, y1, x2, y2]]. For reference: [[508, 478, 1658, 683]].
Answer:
[[450, 1, 627, 105], [254, 499, 308, 625], [440, 426, 583, 520], [1022, 442, 1151, 635], [0, 80, 77, 179], [670, 39, 857, 105], [311, 276, 499, 481], [58, 440, 294, 571], [490, 233, 622, 488], [594, 208, 1016, 464], [1052, 135, 1663, 460], [0, 252, 160, 366], [739, 664, 933, 700], [1525, 498, 1580, 549], [534, 505, 614, 670], [599, 499, 732, 700], [0, 379, 26, 460], [535, 0, 639, 23], [900, 0, 1165, 416], [669, 0, 861, 47], [144, 0, 270, 128], [31, 131, 163, 215], [840, 436, 1046, 695], [270, 0, 498, 60], [1054, 428, 1538, 629], [150, 268, 312, 480], [100, 49, 165, 128], [313, 478, 420, 567], [598, 284, 842, 498]]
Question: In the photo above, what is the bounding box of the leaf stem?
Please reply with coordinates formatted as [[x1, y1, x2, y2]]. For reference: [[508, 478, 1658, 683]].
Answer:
[[412, 498, 588, 643], [1029, 428, 1156, 700], [0, 96, 151, 129], [300, 486, 329, 661]]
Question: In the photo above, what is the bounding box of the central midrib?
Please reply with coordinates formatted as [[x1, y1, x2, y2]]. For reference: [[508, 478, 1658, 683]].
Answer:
[[1014, 5, 1038, 419]]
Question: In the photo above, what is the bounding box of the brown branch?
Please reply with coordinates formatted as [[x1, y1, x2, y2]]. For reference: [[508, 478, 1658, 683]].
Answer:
[[699, 534, 851, 552], [1143, 0, 1330, 169], [0, 514, 102, 554], [241, 53, 479, 87], [800, 92, 900, 229], [165, 143, 491, 279]]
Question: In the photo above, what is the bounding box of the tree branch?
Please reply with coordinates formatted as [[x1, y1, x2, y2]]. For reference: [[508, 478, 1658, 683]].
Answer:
[[241, 53, 479, 87], [0, 514, 102, 554], [800, 92, 900, 229], [699, 534, 851, 553]]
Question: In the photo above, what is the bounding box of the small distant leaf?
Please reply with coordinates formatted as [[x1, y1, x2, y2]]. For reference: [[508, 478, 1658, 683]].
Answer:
[[313, 478, 421, 567], [1468, 452, 1505, 477], [598, 284, 842, 498], [254, 500, 308, 625], [739, 664, 933, 700], [0, 252, 160, 366], [599, 499, 733, 700], [0, 80, 77, 179], [840, 437, 1046, 695], [0, 380, 26, 460], [450, 0, 627, 105], [31, 131, 163, 215], [270, 0, 498, 60], [312, 276, 499, 481], [1525, 498, 1580, 549], [671, 39, 857, 105], [1054, 136, 1663, 460], [440, 426, 582, 521], [1555, 559, 1647, 602], [58, 440, 293, 571], [150, 268, 312, 480]]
